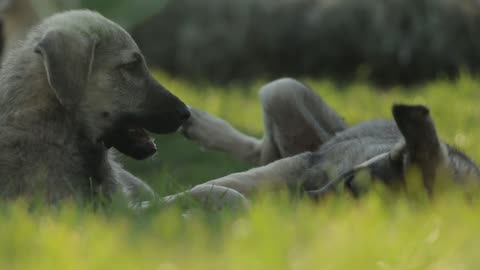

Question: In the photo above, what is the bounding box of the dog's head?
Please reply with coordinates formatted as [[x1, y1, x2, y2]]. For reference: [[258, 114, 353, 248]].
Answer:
[[32, 10, 190, 159]]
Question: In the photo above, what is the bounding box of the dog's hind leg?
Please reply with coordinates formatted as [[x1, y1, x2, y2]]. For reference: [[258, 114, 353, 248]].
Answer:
[[164, 152, 317, 203], [182, 78, 347, 165], [258, 78, 347, 164]]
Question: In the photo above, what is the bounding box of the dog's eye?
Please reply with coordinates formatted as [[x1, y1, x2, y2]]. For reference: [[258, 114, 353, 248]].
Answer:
[[122, 59, 141, 71]]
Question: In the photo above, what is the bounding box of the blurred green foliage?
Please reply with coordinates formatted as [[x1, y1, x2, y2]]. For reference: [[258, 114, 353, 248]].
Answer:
[[131, 0, 480, 85]]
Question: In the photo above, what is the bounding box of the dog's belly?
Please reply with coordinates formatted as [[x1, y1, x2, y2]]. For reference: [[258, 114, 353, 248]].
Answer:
[[303, 119, 402, 190]]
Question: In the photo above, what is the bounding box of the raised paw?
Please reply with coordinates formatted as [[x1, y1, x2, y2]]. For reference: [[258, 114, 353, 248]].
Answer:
[[180, 107, 233, 149]]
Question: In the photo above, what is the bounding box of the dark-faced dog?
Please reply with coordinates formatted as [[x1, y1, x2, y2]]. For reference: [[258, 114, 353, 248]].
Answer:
[[0, 10, 189, 204]]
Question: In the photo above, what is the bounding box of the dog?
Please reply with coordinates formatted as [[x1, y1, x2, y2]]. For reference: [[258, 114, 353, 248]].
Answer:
[[0, 10, 190, 204], [170, 78, 480, 207]]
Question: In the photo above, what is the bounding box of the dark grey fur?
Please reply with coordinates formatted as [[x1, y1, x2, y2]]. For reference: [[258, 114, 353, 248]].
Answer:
[[0, 10, 190, 205]]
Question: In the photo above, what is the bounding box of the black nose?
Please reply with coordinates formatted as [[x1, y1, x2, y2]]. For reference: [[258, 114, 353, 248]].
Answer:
[[178, 106, 191, 121]]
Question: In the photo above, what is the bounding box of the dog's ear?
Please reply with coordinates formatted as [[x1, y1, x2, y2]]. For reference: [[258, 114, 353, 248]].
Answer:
[[34, 30, 98, 107], [392, 104, 447, 195]]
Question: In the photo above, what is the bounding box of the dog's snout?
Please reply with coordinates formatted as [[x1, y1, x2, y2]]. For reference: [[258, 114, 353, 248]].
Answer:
[[178, 106, 191, 121]]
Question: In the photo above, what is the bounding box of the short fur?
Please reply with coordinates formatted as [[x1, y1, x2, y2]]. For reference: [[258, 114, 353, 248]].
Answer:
[[172, 78, 480, 206], [0, 10, 190, 204]]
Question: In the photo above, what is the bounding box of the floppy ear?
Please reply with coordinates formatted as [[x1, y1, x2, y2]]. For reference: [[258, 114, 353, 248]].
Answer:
[[34, 30, 97, 107], [392, 104, 447, 195]]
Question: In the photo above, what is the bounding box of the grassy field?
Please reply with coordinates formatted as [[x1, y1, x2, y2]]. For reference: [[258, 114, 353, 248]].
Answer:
[[3, 73, 480, 269]]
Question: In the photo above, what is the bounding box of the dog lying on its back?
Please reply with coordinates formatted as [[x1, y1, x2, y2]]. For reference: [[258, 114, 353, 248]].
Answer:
[[171, 78, 480, 206], [0, 10, 190, 204]]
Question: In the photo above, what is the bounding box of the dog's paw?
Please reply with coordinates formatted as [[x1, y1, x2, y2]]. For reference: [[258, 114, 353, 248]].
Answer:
[[190, 185, 251, 211], [180, 107, 230, 148], [180, 107, 204, 139]]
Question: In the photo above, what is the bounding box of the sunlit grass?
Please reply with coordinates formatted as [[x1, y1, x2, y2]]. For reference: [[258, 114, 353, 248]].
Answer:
[[2, 191, 480, 269], [3, 73, 480, 269]]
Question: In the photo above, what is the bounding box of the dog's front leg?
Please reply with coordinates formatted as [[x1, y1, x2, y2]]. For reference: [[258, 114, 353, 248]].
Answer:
[[160, 153, 313, 210], [181, 107, 262, 165], [195, 152, 314, 196], [111, 162, 157, 207], [139, 153, 314, 211], [159, 153, 314, 212], [160, 185, 251, 211]]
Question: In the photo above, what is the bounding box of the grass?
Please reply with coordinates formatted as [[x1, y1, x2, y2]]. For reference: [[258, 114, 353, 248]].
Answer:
[[4, 73, 480, 269]]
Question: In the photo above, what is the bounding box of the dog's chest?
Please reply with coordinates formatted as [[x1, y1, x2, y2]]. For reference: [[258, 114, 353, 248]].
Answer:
[[76, 141, 114, 195]]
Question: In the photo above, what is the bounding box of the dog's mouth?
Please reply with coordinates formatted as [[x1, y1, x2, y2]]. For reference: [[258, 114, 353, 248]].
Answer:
[[99, 102, 190, 160], [102, 125, 157, 160]]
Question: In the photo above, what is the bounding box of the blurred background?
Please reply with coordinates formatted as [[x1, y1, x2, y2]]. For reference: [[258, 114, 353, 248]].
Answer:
[[1, 0, 480, 193], [2, 0, 480, 85]]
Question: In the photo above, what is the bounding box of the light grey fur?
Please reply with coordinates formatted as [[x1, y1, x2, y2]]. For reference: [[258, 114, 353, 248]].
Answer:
[[177, 78, 480, 205], [0, 10, 190, 205]]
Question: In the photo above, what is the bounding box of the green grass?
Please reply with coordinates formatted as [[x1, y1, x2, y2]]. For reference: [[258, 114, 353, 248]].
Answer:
[[4, 73, 480, 269]]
